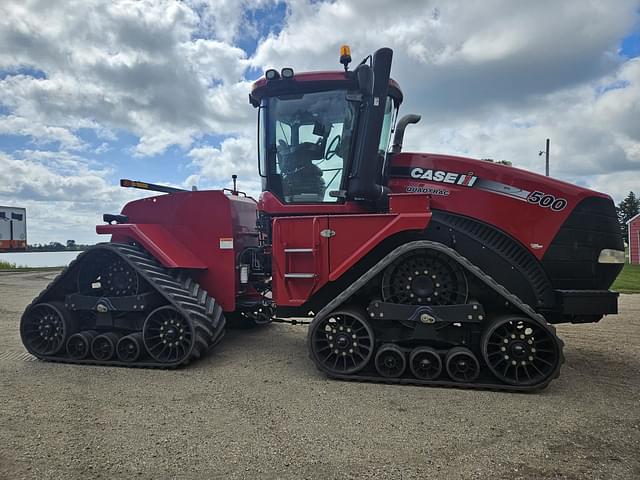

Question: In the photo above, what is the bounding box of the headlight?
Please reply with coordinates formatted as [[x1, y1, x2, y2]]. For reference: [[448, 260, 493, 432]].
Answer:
[[598, 249, 625, 264]]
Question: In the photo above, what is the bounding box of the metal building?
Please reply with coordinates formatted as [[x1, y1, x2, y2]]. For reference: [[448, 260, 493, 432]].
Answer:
[[0, 206, 27, 251]]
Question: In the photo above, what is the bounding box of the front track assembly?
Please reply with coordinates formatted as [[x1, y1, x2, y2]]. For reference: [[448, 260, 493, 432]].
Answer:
[[308, 242, 564, 392], [20, 243, 225, 368]]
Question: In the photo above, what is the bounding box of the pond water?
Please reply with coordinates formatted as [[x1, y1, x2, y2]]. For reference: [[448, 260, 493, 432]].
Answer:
[[0, 251, 81, 268]]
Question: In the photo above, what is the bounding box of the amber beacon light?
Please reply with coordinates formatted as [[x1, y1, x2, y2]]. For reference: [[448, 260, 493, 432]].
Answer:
[[340, 44, 352, 70]]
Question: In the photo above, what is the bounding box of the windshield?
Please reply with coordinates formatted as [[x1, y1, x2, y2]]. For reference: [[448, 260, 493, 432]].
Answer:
[[261, 89, 358, 203]]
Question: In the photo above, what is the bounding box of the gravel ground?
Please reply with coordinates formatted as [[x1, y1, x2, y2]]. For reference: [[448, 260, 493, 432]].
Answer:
[[0, 270, 639, 480]]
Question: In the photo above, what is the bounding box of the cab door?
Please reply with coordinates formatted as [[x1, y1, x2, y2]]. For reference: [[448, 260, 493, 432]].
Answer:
[[271, 216, 330, 306]]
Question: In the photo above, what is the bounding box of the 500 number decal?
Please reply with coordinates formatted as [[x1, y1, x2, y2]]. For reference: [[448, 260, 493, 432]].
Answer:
[[527, 191, 567, 211]]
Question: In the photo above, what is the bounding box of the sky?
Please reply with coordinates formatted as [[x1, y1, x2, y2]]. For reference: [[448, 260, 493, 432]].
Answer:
[[0, 0, 639, 244]]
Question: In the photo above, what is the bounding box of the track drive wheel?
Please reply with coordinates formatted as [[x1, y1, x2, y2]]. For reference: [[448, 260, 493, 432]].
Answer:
[[445, 347, 480, 383], [481, 315, 562, 387], [21, 302, 76, 356], [409, 347, 442, 380], [77, 249, 140, 297], [375, 344, 406, 378], [309, 308, 375, 375], [382, 249, 468, 306]]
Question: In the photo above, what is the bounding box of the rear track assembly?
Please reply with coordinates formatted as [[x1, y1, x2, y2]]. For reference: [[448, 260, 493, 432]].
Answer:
[[20, 243, 225, 368]]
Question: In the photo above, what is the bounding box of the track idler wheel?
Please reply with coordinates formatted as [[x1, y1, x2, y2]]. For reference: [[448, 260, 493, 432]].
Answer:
[[21, 302, 76, 356], [116, 333, 144, 362], [409, 347, 442, 380], [91, 332, 120, 361], [481, 315, 562, 387], [142, 306, 195, 364], [66, 330, 98, 360], [445, 347, 480, 383], [375, 344, 406, 378], [309, 308, 375, 375]]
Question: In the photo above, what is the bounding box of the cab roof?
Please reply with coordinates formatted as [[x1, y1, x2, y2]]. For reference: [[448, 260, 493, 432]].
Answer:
[[250, 70, 403, 107]]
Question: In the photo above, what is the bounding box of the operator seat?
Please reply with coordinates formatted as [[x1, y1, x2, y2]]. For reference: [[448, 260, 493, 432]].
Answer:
[[278, 141, 326, 202]]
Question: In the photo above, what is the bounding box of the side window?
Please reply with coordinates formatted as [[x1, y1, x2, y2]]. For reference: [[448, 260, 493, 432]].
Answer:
[[298, 124, 321, 144], [275, 121, 291, 145], [258, 105, 267, 177], [318, 122, 346, 201], [378, 96, 394, 154], [274, 121, 291, 174]]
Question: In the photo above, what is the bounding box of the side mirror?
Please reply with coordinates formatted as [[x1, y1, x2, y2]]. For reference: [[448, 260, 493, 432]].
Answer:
[[355, 64, 374, 96], [312, 121, 326, 137]]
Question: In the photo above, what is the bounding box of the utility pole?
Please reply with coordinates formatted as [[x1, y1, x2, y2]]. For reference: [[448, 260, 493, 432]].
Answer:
[[539, 138, 550, 176], [545, 138, 550, 177]]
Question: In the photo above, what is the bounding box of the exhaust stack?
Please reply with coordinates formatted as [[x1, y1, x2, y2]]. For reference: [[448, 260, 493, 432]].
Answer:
[[391, 114, 421, 153]]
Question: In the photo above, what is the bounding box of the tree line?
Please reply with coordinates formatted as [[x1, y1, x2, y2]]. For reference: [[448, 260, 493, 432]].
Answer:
[[617, 191, 639, 240], [26, 241, 91, 252]]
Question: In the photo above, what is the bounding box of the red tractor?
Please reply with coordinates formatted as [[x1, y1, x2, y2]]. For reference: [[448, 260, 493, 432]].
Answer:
[[21, 47, 624, 391]]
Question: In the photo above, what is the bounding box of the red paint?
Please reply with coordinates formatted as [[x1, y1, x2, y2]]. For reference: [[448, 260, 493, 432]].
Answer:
[[96, 223, 208, 269], [252, 71, 402, 93], [97, 191, 259, 311], [251, 70, 403, 102], [271, 216, 329, 306], [270, 194, 430, 306], [328, 210, 430, 281], [0, 240, 26, 251], [258, 191, 371, 216], [629, 214, 640, 265], [388, 153, 611, 260], [94, 153, 617, 311]]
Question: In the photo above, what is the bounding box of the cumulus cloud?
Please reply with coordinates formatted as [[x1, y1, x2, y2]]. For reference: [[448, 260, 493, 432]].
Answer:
[[0, 115, 85, 150], [401, 57, 640, 180], [0, 150, 151, 243], [0, 0, 254, 155], [187, 136, 262, 195]]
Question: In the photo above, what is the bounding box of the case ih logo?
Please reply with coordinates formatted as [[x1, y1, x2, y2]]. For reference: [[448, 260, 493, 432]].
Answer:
[[410, 168, 478, 187]]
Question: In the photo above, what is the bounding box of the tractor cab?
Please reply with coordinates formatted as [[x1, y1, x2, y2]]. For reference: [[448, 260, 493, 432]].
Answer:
[[250, 47, 403, 212]]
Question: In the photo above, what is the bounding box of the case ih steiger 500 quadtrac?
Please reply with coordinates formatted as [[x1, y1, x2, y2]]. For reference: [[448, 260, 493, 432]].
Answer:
[[21, 47, 624, 391]]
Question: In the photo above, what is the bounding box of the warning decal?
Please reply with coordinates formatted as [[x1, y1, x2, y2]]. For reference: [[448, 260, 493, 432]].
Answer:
[[219, 238, 234, 250]]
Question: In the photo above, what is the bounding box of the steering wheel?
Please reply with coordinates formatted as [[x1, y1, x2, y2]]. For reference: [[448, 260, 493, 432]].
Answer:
[[325, 135, 341, 160]]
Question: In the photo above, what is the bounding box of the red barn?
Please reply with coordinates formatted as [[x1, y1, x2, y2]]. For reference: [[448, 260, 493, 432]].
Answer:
[[629, 213, 640, 265]]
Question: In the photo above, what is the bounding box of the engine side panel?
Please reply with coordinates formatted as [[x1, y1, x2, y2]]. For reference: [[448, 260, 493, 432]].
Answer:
[[388, 152, 611, 260]]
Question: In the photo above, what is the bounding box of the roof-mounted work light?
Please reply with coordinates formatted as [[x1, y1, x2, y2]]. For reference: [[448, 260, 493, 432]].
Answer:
[[265, 69, 280, 81], [281, 67, 294, 79]]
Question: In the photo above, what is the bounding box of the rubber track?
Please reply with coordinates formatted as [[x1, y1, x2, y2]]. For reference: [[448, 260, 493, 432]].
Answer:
[[21, 242, 226, 368], [309, 240, 565, 392]]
